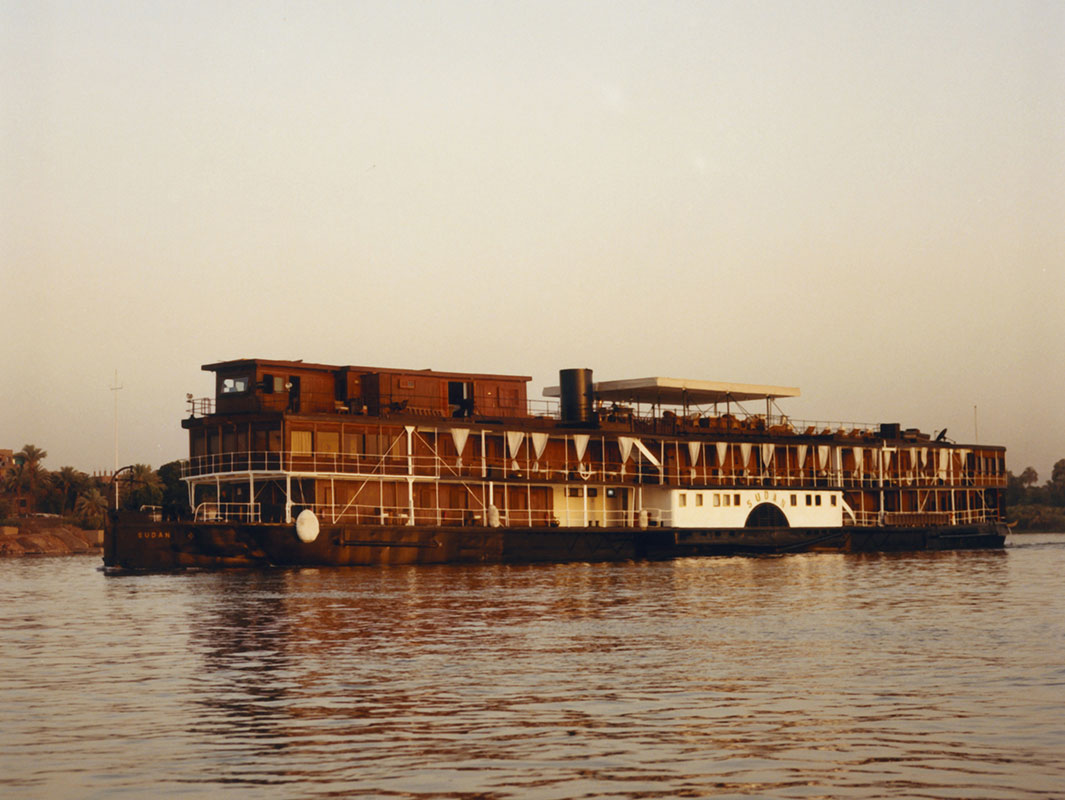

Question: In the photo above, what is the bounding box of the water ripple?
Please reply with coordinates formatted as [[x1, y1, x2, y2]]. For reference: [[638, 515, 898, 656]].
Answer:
[[0, 536, 1063, 798]]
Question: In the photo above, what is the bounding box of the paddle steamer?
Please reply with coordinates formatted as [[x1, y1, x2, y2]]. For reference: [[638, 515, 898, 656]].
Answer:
[[105, 359, 1007, 569]]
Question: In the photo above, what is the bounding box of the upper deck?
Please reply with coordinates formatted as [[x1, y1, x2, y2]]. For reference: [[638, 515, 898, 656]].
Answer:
[[183, 359, 1002, 453], [199, 358, 533, 418]]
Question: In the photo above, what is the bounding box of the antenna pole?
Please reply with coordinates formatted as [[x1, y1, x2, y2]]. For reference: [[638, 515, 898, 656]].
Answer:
[[973, 405, 978, 444], [111, 370, 123, 509]]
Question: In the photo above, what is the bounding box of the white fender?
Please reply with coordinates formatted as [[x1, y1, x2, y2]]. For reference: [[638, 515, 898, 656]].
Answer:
[[295, 509, 320, 543]]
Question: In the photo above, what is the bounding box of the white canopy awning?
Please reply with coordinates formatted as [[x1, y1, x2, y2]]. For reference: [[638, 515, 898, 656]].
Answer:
[[543, 376, 800, 406]]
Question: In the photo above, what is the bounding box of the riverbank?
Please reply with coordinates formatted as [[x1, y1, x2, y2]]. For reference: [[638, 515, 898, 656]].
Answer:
[[1006, 504, 1065, 531], [0, 518, 102, 556]]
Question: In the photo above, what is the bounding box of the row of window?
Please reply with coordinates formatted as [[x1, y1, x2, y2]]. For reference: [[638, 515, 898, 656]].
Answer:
[[677, 492, 837, 508]]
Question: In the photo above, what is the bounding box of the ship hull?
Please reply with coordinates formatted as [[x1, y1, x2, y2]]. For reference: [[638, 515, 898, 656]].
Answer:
[[104, 512, 1007, 571]]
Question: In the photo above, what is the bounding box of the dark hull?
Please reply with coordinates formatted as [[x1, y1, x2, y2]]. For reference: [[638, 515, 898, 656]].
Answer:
[[104, 512, 1007, 571]]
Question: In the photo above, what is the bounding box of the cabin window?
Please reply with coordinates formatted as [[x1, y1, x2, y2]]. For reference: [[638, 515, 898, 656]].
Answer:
[[734, 494, 740, 506], [723, 494, 730, 507], [790, 494, 797, 506], [291, 430, 313, 454], [344, 433, 362, 454], [815, 495, 822, 506], [221, 376, 250, 394], [679, 493, 687, 507], [318, 432, 339, 454], [262, 374, 285, 394], [695, 493, 704, 507], [831, 495, 837, 506], [713, 494, 720, 507], [806, 494, 812, 506]]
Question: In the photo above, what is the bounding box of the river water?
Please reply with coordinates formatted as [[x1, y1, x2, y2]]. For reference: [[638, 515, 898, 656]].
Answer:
[[2, 534, 1063, 799]]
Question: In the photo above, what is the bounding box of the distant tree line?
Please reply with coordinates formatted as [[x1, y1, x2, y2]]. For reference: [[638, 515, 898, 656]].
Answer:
[[1004, 459, 1065, 530], [1, 444, 189, 528]]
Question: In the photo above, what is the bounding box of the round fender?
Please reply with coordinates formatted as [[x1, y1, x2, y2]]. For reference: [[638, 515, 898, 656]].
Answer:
[[295, 509, 320, 543]]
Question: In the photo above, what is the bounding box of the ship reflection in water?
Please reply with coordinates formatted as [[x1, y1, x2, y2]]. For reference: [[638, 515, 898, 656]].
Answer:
[[3, 536, 1065, 798]]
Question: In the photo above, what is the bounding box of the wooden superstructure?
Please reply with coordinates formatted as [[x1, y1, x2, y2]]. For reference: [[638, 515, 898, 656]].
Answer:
[[105, 358, 1007, 570]]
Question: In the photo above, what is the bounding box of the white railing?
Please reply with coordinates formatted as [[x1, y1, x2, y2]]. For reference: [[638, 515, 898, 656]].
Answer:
[[194, 502, 261, 523], [190, 499, 668, 529], [300, 503, 673, 529], [187, 496, 1000, 530], [847, 508, 999, 527], [180, 450, 1007, 493]]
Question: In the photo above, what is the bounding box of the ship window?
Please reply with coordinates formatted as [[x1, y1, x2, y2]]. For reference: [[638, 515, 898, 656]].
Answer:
[[318, 432, 339, 454], [713, 494, 720, 507], [262, 374, 285, 394], [291, 430, 312, 454], [344, 433, 362, 454], [221, 376, 250, 394], [831, 495, 837, 506], [696, 493, 704, 507], [806, 494, 812, 506], [790, 494, 797, 506], [679, 493, 687, 507], [815, 495, 822, 506], [723, 494, 730, 506], [567, 487, 598, 498], [734, 494, 740, 506]]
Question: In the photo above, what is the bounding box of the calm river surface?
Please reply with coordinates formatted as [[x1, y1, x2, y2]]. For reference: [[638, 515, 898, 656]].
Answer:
[[2, 534, 1063, 799]]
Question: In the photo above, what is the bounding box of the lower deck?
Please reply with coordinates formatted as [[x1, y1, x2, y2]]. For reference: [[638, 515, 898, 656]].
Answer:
[[105, 512, 1007, 571], [185, 472, 1000, 533]]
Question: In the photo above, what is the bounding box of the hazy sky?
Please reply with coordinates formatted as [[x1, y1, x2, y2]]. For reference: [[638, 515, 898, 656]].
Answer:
[[2, 1, 1063, 479]]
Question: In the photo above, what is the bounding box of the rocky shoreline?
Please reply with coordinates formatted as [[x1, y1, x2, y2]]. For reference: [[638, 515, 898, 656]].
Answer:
[[0, 518, 103, 557]]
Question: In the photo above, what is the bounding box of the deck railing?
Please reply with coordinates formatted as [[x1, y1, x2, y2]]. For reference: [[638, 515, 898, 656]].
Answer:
[[194, 502, 261, 523], [181, 496, 1004, 528], [180, 449, 1007, 490], [846, 508, 999, 527]]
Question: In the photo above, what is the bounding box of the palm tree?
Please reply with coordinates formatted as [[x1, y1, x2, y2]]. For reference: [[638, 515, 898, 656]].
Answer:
[[17, 444, 47, 468], [13, 445, 48, 514], [54, 466, 88, 515], [121, 464, 164, 511], [76, 488, 109, 528]]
